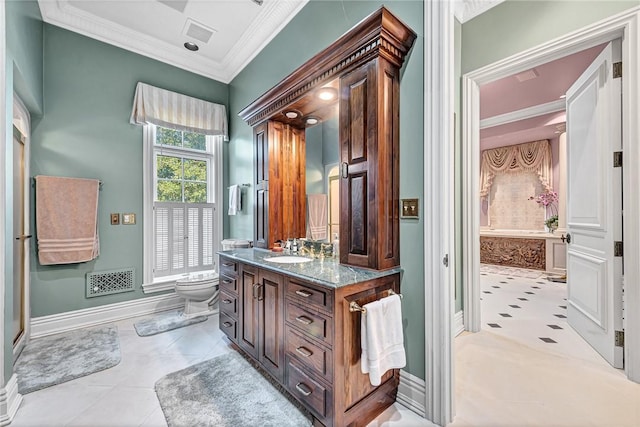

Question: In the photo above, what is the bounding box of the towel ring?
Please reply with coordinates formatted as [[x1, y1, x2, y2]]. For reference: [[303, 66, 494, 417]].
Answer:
[[349, 289, 402, 314]]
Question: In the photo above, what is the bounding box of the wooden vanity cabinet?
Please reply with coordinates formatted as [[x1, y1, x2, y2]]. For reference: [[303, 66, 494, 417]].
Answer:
[[339, 57, 401, 270], [240, 7, 415, 270], [237, 262, 286, 382], [219, 254, 401, 427], [219, 258, 239, 343], [254, 121, 306, 249]]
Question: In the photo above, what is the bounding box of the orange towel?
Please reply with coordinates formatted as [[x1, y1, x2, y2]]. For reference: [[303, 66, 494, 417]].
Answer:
[[36, 176, 100, 265]]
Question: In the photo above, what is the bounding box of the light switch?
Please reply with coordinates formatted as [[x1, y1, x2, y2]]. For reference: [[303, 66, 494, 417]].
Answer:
[[401, 199, 419, 219], [110, 213, 120, 225], [123, 213, 136, 225]]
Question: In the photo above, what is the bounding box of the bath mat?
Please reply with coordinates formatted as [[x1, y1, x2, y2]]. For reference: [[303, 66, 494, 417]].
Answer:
[[155, 351, 313, 427], [15, 324, 120, 394], [134, 310, 207, 337]]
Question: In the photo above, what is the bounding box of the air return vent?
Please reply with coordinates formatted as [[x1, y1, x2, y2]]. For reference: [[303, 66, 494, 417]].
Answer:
[[183, 19, 216, 44], [86, 268, 135, 298]]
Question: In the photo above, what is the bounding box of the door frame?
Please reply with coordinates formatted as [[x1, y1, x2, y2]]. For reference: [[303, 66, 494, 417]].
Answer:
[[461, 8, 640, 381], [12, 94, 31, 358]]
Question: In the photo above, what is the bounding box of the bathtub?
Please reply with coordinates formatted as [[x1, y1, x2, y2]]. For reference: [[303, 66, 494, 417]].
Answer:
[[479, 228, 566, 273]]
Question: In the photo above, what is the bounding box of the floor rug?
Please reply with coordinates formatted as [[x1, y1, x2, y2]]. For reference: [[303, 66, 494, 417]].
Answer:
[[133, 310, 207, 337], [155, 351, 313, 427], [15, 324, 120, 394]]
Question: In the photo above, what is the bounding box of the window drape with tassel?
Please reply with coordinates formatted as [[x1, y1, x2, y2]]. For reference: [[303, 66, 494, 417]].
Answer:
[[480, 139, 553, 199]]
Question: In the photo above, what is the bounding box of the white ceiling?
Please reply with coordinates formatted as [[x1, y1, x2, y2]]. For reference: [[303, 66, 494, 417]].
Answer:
[[37, 1, 504, 85], [38, 0, 308, 84]]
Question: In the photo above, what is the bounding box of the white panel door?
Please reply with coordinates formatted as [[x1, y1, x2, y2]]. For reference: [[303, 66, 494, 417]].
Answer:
[[565, 41, 623, 368]]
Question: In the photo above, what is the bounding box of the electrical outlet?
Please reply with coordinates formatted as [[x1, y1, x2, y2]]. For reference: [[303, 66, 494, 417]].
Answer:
[[110, 213, 120, 225]]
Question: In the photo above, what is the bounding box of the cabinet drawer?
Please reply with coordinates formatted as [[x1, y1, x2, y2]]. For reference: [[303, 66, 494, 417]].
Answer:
[[219, 257, 238, 278], [219, 275, 238, 295], [286, 302, 332, 345], [219, 290, 238, 318], [286, 279, 332, 313], [219, 312, 237, 342], [286, 359, 329, 418], [285, 326, 332, 382]]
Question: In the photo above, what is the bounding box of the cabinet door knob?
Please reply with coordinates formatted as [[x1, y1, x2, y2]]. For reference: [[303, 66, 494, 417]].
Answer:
[[295, 382, 312, 397], [222, 299, 232, 305], [295, 289, 313, 298], [295, 346, 313, 357], [222, 322, 232, 328], [295, 315, 313, 325]]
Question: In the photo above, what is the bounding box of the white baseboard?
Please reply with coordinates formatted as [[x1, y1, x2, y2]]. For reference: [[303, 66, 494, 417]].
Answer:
[[397, 369, 426, 418], [30, 293, 183, 339], [454, 310, 464, 336], [0, 374, 22, 426]]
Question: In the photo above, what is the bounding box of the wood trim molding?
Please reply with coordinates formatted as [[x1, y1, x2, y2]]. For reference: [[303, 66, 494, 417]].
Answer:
[[30, 293, 183, 339], [238, 7, 416, 126], [0, 374, 22, 426], [480, 99, 566, 129], [396, 369, 426, 417]]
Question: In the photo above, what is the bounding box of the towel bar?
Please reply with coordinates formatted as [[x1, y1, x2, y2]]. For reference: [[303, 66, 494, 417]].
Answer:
[[349, 290, 402, 314], [32, 177, 103, 189]]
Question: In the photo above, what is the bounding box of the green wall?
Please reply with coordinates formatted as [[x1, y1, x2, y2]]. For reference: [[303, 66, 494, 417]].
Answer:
[[462, 0, 639, 74], [229, 0, 425, 379], [29, 24, 228, 317], [5, 0, 43, 385]]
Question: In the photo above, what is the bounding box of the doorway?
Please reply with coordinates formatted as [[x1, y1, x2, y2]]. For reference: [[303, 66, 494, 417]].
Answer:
[[12, 95, 31, 359], [461, 11, 640, 382]]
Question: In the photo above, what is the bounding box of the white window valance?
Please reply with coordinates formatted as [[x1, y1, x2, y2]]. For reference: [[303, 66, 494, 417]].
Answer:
[[129, 82, 228, 140], [480, 139, 552, 199]]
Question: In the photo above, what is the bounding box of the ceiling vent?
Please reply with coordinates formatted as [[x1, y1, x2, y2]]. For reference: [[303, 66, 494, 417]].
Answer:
[[514, 68, 539, 82], [157, 0, 188, 13], [183, 19, 217, 44]]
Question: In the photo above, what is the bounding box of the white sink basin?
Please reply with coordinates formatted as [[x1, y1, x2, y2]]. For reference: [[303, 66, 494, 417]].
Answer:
[[263, 256, 313, 264]]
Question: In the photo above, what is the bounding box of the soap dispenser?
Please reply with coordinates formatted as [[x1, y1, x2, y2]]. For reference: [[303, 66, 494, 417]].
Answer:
[[332, 233, 339, 258]]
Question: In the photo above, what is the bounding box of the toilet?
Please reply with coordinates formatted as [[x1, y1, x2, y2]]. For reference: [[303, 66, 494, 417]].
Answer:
[[175, 272, 220, 318]]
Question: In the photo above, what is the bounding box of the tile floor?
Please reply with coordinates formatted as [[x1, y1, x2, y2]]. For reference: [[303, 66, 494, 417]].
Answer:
[[12, 313, 434, 427], [14, 267, 640, 426], [450, 266, 640, 426]]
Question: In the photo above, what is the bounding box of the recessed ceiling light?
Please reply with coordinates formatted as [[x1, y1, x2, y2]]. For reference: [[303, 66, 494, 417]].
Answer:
[[317, 88, 337, 101], [284, 111, 299, 119], [184, 42, 199, 52], [305, 117, 319, 126]]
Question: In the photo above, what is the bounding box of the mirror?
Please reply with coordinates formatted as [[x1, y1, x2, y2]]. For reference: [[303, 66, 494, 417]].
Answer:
[[305, 106, 339, 242]]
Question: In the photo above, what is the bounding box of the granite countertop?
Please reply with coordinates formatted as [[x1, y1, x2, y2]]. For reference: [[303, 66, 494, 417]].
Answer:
[[217, 248, 402, 289]]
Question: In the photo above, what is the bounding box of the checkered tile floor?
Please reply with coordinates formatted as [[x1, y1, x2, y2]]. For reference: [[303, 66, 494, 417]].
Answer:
[[480, 265, 605, 363]]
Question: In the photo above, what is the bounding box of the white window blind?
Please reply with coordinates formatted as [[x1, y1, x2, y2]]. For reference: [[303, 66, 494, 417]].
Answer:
[[154, 202, 214, 277]]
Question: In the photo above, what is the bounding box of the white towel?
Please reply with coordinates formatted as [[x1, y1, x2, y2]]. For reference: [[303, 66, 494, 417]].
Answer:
[[360, 294, 406, 386], [228, 185, 241, 215], [306, 194, 328, 240]]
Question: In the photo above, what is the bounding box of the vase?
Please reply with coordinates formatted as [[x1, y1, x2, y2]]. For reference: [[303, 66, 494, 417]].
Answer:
[[547, 225, 557, 234]]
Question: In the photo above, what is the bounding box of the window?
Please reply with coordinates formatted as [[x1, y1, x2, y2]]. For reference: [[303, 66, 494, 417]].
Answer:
[[143, 125, 222, 288]]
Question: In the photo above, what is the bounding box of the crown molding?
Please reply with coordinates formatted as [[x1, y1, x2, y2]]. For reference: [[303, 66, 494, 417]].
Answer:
[[454, 0, 505, 24], [37, 0, 308, 84], [480, 99, 566, 129]]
